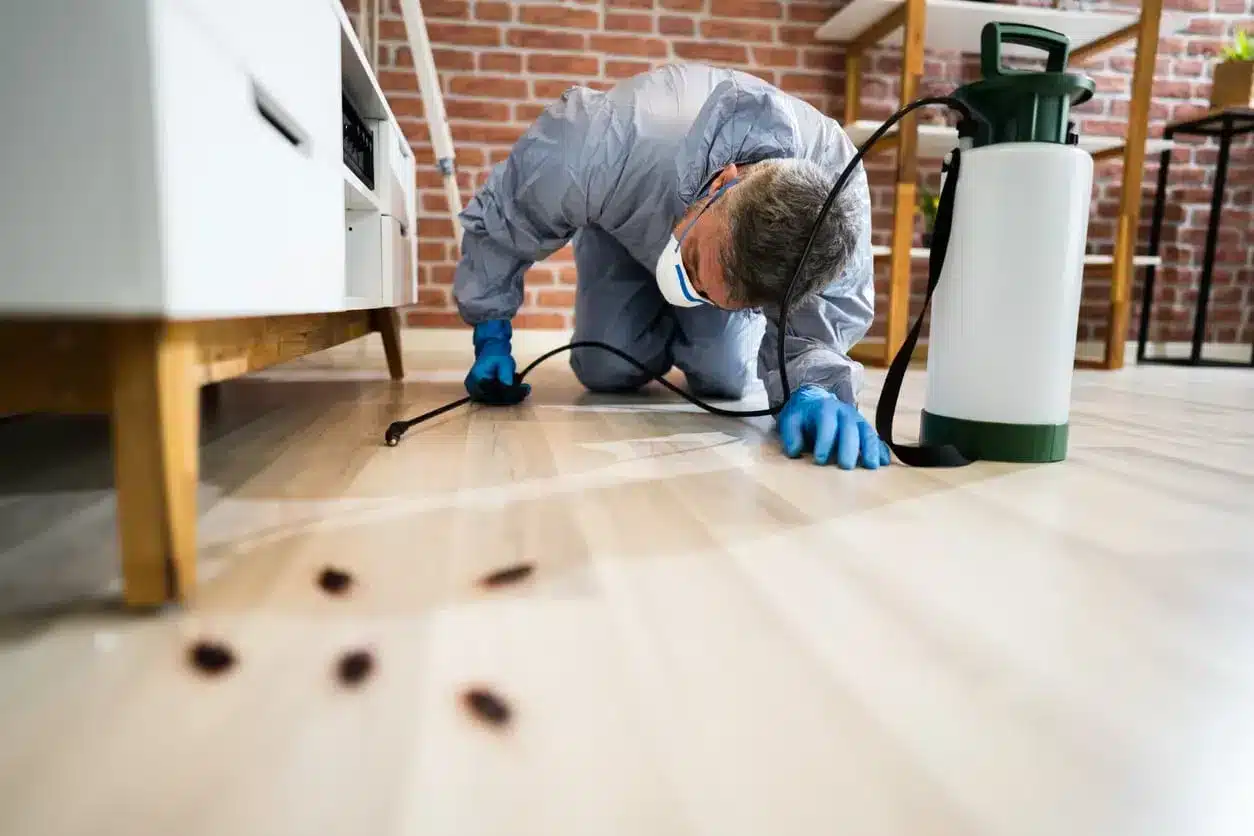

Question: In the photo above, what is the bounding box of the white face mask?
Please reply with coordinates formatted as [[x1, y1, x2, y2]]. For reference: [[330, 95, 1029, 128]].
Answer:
[[654, 235, 705, 308], [654, 178, 740, 309]]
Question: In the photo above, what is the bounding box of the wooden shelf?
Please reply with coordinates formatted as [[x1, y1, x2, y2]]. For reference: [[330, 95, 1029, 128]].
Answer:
[[816, 0, 1184, 56], [868, 246, 1161, 268], [846, 120, 1175, 160]]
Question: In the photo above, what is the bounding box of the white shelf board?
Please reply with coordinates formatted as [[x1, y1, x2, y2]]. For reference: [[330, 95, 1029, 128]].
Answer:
[[816, 0, 1187, 56], [334, 0, 402, 133], [344, 164, 382, 212], [869, 245, 1161, 268], [846, 120, 1174, 160]]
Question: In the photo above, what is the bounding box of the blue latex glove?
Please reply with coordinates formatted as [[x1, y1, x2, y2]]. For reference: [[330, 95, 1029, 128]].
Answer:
[[777, 385, 890, 470], [464, 319, 531, 406]]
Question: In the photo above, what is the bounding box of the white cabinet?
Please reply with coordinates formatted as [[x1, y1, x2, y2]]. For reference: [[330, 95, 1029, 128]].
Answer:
[[0, 0, 417, 318], [0, 1, 418, 608]]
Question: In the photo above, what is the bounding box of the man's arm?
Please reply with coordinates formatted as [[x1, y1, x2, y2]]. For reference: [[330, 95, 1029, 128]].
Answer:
[[454, 88, 609, 325], [755, 165, 875, 405]]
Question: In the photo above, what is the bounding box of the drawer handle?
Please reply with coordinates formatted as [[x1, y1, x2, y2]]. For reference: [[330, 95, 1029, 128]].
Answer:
[[253, 82, 308, 154]]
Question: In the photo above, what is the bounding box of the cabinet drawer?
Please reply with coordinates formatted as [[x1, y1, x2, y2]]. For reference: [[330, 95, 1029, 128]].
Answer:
[[178, 0, 340, 163], [153, 3, 344, 316]]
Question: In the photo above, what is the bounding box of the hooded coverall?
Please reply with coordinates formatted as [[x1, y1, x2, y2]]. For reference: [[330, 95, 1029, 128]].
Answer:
[[452, 63, 874, 406]]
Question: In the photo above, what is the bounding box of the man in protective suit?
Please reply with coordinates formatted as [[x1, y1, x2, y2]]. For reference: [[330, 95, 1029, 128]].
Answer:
[[452, 63, 889, 471]]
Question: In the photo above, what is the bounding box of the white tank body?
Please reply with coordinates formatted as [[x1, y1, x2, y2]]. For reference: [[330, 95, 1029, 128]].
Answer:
[[924, 143, 1094, 427]]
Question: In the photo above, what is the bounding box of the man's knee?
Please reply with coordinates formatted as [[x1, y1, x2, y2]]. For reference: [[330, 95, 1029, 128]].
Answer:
[[570, 348, 664, 393], [684, 361, 756, 400]]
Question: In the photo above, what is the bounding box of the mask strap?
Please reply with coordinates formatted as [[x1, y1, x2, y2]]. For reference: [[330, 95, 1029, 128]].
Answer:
[[677, 177, 740, 243]]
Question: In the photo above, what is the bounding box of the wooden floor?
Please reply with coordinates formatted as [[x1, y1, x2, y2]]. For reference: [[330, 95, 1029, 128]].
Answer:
[[1, 332, 1252, 836]]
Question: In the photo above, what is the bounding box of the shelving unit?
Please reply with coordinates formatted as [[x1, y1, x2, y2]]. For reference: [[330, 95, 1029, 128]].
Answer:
[[869, 246, 1162, 269], [818, 0, 1183, 370]]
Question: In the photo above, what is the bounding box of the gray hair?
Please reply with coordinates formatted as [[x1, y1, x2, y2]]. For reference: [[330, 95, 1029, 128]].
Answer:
[[721, 159, 861, 308]]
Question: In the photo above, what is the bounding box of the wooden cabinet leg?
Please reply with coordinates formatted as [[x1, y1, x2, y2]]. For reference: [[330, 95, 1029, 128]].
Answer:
[[109, 323, 200, 607], [373, 307, 405, 381]]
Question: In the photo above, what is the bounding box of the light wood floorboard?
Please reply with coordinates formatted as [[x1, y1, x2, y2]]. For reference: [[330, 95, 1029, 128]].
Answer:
[[0, 334, 1252, 836]]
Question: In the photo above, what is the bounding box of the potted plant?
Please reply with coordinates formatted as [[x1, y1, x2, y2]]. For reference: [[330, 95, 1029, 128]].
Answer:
[[918, 187, 940, 247], [1211, 29, 1253, 111]]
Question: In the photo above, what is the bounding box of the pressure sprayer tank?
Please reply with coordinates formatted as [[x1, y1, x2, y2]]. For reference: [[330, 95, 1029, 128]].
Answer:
[[922, 23, 1097, 463]]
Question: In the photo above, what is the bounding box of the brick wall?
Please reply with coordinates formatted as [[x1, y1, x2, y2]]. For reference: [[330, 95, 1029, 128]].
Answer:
[[353, 0, 1253, 347]]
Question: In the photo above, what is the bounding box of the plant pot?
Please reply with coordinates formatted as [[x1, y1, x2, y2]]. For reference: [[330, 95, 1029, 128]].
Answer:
[[1210, 60, 1254, 110]]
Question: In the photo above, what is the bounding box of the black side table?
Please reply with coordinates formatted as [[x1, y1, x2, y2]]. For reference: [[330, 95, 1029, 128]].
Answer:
[[1137, 107, 1254, 367]]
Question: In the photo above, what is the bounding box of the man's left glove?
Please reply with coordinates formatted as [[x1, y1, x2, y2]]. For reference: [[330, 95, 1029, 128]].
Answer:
[[464, 319, 532, 406], [777, 384, 890, 470]]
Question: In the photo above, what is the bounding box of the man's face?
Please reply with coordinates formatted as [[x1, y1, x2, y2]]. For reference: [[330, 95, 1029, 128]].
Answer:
[[673, 165, 748, 311]]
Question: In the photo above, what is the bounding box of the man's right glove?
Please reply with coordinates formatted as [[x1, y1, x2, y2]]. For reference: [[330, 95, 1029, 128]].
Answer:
[[777, 384, 889, 470], [464, 319, 532, 406]]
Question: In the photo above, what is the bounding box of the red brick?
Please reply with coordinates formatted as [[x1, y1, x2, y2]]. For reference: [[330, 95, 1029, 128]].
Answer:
[[507, 29, 586, 50], [416, 169, 445, 189], [428, 257, 457, 278], [448, 75, 528, 98], [450, 122, 526, 144], [418, 241, 446, 262], [479, 52, 522, 72], [785, 2, 832, 23], [754, 46, 799, 67], [606, 59, 653, 79], [534, 79, 584, 99], [414, 0, 468, 19], [779, 72, 828, 94], [391, 97, 425, 119], [475, 2, 511, 21], [524, 267, 557, 286], [454, 147, 486, 167], [407, 311, 466, 328], [425, 22, 501, 47], [417, 288, 449, 307], [709, 0, 782, 20], [659, 16, 695, 36], [519, 4, 600, 28], [607, 12, 654, 33], [779, 24, 818, 45], [391, 47, 476, 71], [513, 312, 568, 329], [802, 48, 839, 70], [608, 0, 652, 7], [444, 98, 512, 121], [514, 103, 547, 122], [699, 19, 773, 42], [590, 34, 668, 57], [536, 289, 577, 308], [675, 42, 749, 63], [378, 70, 418, 94], [528, 53, 599, 74], [661, 0, 703, 8]]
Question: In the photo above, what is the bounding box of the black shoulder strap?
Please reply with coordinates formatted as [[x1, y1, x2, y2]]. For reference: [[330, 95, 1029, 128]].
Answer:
[[874, 149, 972, 468]]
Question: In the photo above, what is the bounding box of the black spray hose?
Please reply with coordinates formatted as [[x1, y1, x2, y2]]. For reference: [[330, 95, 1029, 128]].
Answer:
[[385, 94, 977, 448]]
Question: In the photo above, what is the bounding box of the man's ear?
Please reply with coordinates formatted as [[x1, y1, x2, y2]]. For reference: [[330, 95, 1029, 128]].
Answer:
[[708, 163, 740, 193]]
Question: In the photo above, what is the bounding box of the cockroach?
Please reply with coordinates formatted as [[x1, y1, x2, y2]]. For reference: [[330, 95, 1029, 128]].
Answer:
[[479, 563, 534, 588], [318, 566, 354, 595], [188, 640, 235, 675], [336, 649, 375, 686], [462, 687, 512, 727]]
